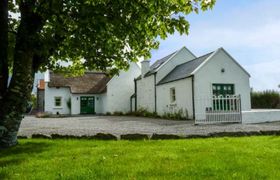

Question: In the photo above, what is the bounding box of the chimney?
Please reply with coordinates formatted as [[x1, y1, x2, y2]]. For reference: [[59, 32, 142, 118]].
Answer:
[[44, 70, 50, 82], [141, 60, 150, 78]]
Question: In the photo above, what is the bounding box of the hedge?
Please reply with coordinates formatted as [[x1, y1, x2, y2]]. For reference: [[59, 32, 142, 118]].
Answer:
[[251, 90, 280, 109]]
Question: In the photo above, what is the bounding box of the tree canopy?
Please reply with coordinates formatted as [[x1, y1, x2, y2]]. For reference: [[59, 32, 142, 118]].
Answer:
[[0, 0, 215, 147], [6, 0, 215, 74]]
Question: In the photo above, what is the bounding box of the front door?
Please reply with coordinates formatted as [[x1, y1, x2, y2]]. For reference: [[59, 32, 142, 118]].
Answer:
[[80, 96, 95, 114], [212, 84, 235, 111]]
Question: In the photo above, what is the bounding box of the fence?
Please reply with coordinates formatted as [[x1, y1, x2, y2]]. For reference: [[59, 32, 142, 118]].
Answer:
[[195, 95, 242, 124]]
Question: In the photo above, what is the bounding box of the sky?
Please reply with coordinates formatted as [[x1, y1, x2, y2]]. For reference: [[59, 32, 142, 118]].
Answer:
[[149, 0, 280, 91], [33, 0, 280, 92]]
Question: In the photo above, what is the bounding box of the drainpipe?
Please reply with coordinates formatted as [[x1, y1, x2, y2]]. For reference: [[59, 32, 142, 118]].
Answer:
[[134, 78, 137, 111], [130, 95, 133, 112], [191, 75, 195, 120], [154, 73, 157, 113]]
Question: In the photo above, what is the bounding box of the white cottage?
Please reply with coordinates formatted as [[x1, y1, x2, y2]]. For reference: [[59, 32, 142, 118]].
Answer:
[[44, 62, 140, 115], [135, 47, 251, 121]]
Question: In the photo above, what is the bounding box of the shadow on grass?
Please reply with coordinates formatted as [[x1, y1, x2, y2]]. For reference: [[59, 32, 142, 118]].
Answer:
[[0, 141, 53, 175], [0, 141, 52, 158]]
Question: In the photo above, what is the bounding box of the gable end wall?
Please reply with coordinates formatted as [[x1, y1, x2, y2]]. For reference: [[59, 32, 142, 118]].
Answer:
[[156, 48, 196, 84], [194, 50, 251, 117]]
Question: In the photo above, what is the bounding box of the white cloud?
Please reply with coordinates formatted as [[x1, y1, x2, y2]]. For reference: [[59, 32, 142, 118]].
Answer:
[[151, 0, 280, 91], [245, 60, 280, 91]]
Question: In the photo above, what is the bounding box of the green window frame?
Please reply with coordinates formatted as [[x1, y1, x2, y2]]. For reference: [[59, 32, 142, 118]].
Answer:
[[170, 87, 176, 103], [54, 97, 62, 107], [212, 84, 234, 96]]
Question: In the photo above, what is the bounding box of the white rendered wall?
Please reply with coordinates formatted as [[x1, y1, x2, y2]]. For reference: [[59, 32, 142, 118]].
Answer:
[[156, 47, 196, 83], [136, 75, 155, 112], [242, 109, 280, 124], [156, 78, 193, 118], [100, 94, 107, 114], [44, 83, 71, 114], [106, 62, 141, 113], [194, 49, 251, 120]]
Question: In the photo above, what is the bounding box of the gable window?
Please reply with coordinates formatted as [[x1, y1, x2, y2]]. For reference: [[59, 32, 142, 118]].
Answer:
[[54, 97, 62, 107], [170, 87, 176, 103]]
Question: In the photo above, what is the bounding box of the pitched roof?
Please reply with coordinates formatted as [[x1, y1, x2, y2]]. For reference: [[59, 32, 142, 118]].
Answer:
[[144, 51, 178, 77], [157, 52, 214, 85], [48, 72, 111, 94]]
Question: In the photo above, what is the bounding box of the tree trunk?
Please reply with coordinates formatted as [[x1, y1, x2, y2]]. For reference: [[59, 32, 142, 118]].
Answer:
[[0, 49, 34, 147], [0, 2, 42, 147], [0, 0, 8, 122]]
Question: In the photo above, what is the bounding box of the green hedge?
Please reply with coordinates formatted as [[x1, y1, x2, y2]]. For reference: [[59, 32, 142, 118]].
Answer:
[[251, 90, 280, 109]]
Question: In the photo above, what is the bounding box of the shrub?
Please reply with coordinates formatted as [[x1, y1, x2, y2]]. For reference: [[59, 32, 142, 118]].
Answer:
[[162, 109, 186, 120], [251, 90, 280, 109], [132, 108, 159, 118], [113, 111, 124, 116], [106, 112, 112, 116], [31, 94, 37, 109]]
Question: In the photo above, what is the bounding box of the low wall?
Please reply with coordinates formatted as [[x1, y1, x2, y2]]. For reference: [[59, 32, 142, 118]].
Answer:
[[242, 109, 280, 124]]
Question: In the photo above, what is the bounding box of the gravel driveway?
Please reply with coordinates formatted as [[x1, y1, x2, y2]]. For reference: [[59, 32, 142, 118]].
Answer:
[[18, 115, 280, 138]]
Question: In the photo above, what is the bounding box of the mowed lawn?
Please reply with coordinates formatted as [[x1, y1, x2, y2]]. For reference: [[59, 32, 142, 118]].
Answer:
[[1, 136, 280, 180]]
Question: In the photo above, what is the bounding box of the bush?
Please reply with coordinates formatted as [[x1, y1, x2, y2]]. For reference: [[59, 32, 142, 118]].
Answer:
[[31, 94, 37, 108], [131, 108, 159, 118], [113, 111, 124, 116], [251, 90, 280, 109], [162, 109, 186, 120], [105, 112, 112, 116]]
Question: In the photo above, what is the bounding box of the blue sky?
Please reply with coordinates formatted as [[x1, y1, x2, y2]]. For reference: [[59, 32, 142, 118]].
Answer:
[[150, 0, 280, 91]]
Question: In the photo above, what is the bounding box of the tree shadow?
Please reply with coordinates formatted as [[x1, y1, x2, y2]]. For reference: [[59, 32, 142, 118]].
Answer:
[[0, 141, 52, 158], [0, 141, 53, 171]]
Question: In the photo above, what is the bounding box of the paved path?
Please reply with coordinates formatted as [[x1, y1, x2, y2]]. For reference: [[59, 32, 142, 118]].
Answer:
[[18, 115, 280, 138]]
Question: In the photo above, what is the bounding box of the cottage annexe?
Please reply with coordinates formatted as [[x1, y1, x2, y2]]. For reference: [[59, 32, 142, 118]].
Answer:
[[134, 47, 251, 120]]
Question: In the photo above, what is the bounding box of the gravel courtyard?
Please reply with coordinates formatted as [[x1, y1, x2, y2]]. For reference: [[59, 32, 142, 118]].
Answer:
[[18, 115, 280, 138]]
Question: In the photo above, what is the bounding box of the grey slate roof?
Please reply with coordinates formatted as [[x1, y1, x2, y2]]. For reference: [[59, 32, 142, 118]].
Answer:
[[145, 51, 177, 76], [157, 52, 213, 85]]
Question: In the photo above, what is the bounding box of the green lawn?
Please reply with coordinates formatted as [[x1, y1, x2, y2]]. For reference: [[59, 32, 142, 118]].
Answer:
[[0, 136, 280, 180]]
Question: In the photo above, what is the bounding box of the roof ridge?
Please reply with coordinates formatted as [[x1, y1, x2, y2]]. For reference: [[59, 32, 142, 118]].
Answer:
[[157, 51, 214, 85], [175, 51, 214, 68], [153, 50, 177, 63], [50, 71, 108, 75], [150, 50, 178, 67]]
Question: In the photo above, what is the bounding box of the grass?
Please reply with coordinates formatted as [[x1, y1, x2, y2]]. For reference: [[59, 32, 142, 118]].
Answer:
[[0, 136, 280, 179]]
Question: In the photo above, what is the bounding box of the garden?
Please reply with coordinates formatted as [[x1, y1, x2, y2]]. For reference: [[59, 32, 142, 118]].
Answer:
[[1, 136, 280, 179]]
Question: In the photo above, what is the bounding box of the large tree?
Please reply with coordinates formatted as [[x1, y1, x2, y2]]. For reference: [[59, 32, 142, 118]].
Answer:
[[0, 0, 215, 147]]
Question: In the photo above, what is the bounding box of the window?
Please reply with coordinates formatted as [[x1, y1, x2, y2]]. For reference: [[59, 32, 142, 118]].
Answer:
[[54, 97, 62, 107], [170, 88, 176, 103], [212, 84, 234, 96]]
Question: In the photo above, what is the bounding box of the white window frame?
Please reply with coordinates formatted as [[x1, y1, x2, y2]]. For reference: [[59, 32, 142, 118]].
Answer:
[[170, 87, 176, 103], [54, 97, 62, 107]]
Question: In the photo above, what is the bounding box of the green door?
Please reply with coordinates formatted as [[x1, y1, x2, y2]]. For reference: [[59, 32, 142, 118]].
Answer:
[[212, 84, 235, 111], [80, 96, 95, 114]]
